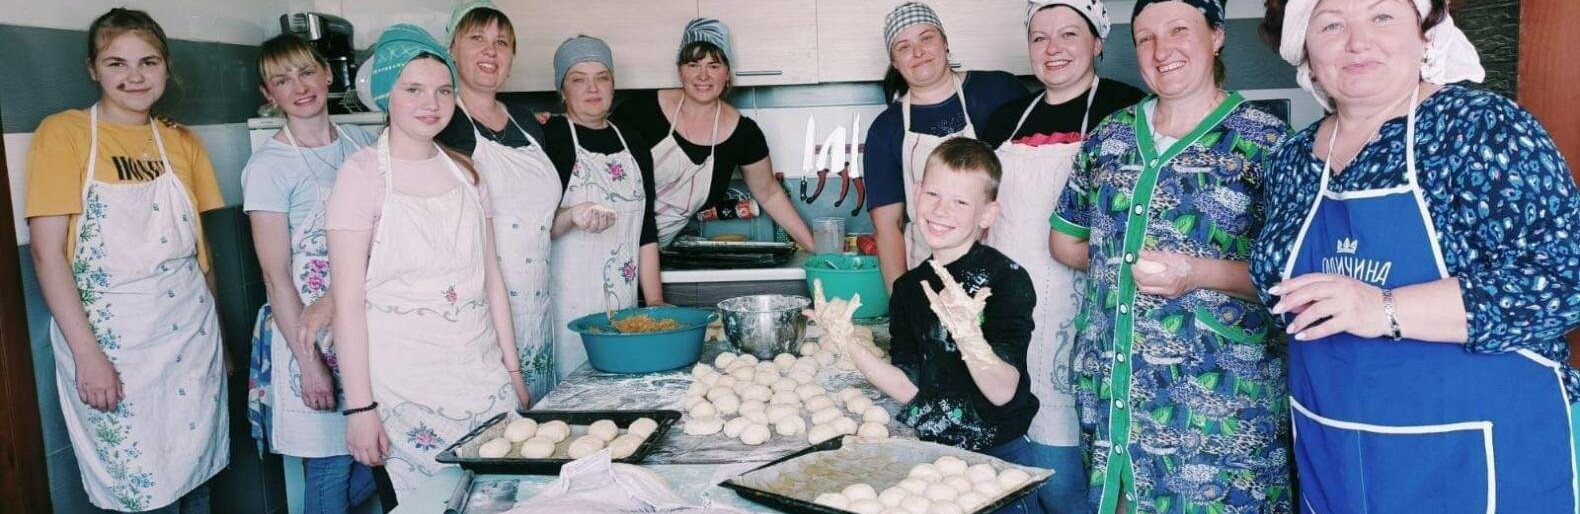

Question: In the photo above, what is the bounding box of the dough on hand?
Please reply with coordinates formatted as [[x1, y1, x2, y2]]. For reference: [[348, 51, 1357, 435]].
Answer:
[[714, 352, 738, 369], [724, 416, 753, 438], [608, 433, 644, 459], [811, 407, 843, 425], [856, 421, 889, 438], [567, 434, 606, 459], [933, 455, 968, 476], [808, 424, 840, 444], [799, 342, 822, 356], [537, 420, 571, 443], [503, 418, 538, 442], [965, 463, 997, 483], [997, 468, 1032, 489], [683, 416, 724, 435], [519, 437, 556, 458], [739, 423, 771, 445], [588, 419, 619, 442], [774, 415, 807, 436], [832, 416, 859, 435], [845, 395, 874, 415], [477, 437, 511, 458], [864, 406, 892, 425], [805, 395, 836, 412], [689, 401, 718, 419], [773, 353, 798, 370], [627, 417, 659, 439], [814, 492, 850, 509]]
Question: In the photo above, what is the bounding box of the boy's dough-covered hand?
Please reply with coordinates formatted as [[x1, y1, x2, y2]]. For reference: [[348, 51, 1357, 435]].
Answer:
[[921, 260, 1002, 370], [804, 279, 862, 354]]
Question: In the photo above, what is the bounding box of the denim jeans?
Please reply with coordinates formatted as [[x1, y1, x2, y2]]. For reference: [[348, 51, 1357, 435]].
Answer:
[[139, 483, 210, 514], [304, 455, 377, 514], [981, 436, 1043, 514], [1029, 442, 1092, 514]]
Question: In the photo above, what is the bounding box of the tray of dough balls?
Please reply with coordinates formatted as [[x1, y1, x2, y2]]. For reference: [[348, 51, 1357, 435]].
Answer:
[[435, 410, 681, 474], [720, 436, 1050, 514]]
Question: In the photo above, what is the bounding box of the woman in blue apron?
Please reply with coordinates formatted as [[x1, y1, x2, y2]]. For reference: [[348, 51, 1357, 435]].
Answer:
[[1252, 0, 1580, 511]]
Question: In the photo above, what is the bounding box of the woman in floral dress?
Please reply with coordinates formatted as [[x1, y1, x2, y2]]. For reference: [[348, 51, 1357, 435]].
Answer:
[[1048, 0, 1292, 512]]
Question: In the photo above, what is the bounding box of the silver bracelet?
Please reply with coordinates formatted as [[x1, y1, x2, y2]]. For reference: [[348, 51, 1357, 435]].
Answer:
[[1381, 288, 1403, 341]]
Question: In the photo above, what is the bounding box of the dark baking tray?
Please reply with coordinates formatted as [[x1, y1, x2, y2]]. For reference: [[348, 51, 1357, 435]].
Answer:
[[719, 438, 1051, 514], [434, 409, 682, 475]]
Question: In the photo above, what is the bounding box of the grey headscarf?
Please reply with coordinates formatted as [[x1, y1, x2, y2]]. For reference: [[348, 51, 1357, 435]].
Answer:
[[678, 17, 734, 69], [553, 35, 614, 90]]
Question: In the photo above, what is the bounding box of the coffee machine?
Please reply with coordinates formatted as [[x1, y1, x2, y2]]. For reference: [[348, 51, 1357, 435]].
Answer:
[[280, 12, 358, 113]]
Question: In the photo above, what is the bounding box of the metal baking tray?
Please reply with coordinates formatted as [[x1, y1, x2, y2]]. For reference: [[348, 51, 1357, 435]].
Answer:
[[668, 237, 799, 254], [720, 437, 1053, 514], [435, 410, 682, 475]]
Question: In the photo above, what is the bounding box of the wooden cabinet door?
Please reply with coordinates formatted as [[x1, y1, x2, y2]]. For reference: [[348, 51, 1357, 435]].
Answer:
[[816, 0, 1030, 84], [697, 0, 820, 86], [814, 0, 892, 83], [500, 0, 699, 91]]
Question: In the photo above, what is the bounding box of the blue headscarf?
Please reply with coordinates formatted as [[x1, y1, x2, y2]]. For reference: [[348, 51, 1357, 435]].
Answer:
[[1131, 0, 1225, 27], [446, 0, 499, 38], [369, 24, 458, 112], [678, 18, 734, 69]]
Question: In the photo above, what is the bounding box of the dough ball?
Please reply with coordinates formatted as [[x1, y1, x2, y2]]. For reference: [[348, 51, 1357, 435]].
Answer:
[[714, 352, 737, 369], [753, 370, 780, 386], [683, 416, 724, 435], [814, 492, 850, 509], [713, 394, 741, 415], [897, 477, 929, 495], [686, 381, 710, 396], [843, 483, 879, 501], [567, 434, 606, 459], [706, 385, 735, 401], [965, 463, 998, 483], [813, 350, 837, 367], [933, 456, 968, 476], [790, 370, 818, 385], [837, 387, 866, 404], [680, 393, 705, 410], [954, 492, 988, 510], [588, 419, 619, 442], [738, 399, 766, 414], [857, 421, 890, 438], [799, 342, 822, 356], [805, 395, 836, 412], [766, 405, 799, 424], [864, 406, 892, 425], [741, 384, 773, 402], [792, 357, 819, 374], [691, 362, 715, 376], [880, 509, 911, 514], [627, 417, 658, 439], [927, 502, 964, 514], [808, 424, 840, 444], [537, 420, 571, 442], [688, 401, 718, 419], [997, 468, 1032, 490], [737, 353, 760, 366], [924, 484, 958, 503], [795, 384, 827, 401], [837, 355, 859, 370], [811, 407, 843, 425], [770, 390, 801, 405], [832, 416, 859, 435], [878, 487, 910, 507], [518, 437, 556, 458], [848, 499, 884, 514], [971, 479, 1005, 498], [773, 353, 798, 370], [741, 409, 770, 424], [739, 423, 772, 445], [900, 495, 933, 514], [608, 433, 644, 459], [756, 360, 779, 374], [909, 463, 943, 482], [772, 377, 800, 392], [941, 475, 974, 495], [723, 416, 753, 438], [697, 372, 719, 387], [476, 437, 511, 458], [716, 374, 740, 389], [774, 415, 807, 436], [503, 418, 538, 442], [845, 395, 874, 415], [730, 366, 756, 383]]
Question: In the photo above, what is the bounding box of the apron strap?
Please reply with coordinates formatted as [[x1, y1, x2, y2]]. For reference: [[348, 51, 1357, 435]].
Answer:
[[902, 72, 972, 136], [459, 97, 546, 151], [1005, 76, 1101, 146], [281, 121, 361, 191], [663, 94, 721, 163]]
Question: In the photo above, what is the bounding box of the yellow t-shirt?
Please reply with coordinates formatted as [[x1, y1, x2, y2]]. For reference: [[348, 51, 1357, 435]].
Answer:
[[25, 109, 226, 272]]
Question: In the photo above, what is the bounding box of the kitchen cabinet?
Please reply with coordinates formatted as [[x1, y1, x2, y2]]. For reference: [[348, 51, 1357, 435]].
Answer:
[[816, 0, 1030, 84], [498, 0, 699, 91], [697, 0, 820, 87]]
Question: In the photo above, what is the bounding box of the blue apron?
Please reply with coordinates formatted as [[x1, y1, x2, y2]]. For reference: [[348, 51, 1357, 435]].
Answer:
[[1281, 91, 1578, 513]]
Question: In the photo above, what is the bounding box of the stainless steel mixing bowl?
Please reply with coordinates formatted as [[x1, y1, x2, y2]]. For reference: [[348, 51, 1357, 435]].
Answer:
[[716, 294, 810, 359]]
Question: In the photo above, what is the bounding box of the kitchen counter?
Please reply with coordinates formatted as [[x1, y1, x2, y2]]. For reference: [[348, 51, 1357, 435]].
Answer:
[[659, 252, 811, 284]]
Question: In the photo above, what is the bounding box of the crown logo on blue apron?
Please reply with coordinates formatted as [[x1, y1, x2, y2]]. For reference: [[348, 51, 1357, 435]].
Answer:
[[1337, 238, 1359, 255]]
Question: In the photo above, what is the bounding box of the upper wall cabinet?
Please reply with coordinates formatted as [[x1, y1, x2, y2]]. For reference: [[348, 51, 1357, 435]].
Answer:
[[816, 0, 1030, 84], [697, 0, 820, 87], [499, 0, 699, 91]]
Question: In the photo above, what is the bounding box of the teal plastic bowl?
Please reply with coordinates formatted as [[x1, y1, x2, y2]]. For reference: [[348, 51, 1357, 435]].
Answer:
[[802, 254, 889, 319], [568, 307, 718, 373]]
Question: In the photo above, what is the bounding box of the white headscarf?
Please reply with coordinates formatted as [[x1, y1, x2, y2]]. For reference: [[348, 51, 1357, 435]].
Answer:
[[1278, 0, 1484, 110], [1026, 0, 1111, 39]]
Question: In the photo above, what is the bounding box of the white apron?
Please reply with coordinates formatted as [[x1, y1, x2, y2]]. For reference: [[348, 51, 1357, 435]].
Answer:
[[249, 123, 363, 458], [50, 105, 228, 512], [460, 100, 563, 401], [549, 120, 645, 379], [984, 79, 1098, 447], [650, 96, 720, 246], [363, 133, 514, 499], [901, 75, 975, 268]]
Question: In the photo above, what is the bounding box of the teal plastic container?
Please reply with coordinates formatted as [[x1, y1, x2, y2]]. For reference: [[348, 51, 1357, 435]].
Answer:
[[802, 254, 889, 319], [567, 307, 718, 373]]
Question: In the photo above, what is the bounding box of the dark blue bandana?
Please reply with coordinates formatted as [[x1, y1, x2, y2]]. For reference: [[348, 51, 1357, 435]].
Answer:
[[1131, 0, 1226, 27]]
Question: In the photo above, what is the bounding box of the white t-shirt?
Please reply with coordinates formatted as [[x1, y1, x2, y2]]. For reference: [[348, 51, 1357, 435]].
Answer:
[[1142, 100, 1181, 154], [242, 125, 378, 236]]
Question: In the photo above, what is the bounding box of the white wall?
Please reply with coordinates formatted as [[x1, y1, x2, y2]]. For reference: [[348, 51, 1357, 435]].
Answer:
[[0, 0, 287, 44]]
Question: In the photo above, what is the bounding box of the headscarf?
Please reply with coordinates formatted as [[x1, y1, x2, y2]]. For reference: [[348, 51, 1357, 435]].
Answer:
[[554, 35, 614, 90], [1131, 0, 1226, 27], [1279, 0, 1484, 109], [1026, 0, 1112, 39], [883, 2, 946, 51], [446, 0, 498, 39], [370, 24, 457, 112], [678, 17, 735, 69]]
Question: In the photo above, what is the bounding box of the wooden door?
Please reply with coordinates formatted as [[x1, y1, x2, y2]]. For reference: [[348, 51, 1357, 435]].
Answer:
[[1517, 0, 1580, 359], [0, 111, 51, 511]]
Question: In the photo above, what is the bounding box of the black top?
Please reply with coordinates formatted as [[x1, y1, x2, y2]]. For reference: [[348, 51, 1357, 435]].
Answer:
[[978, 78, 1146, 148], [611, 90, 772, 209], [437, 99, 568, 192], [541, 115, 659, 246], [889, 242, 1038, 451]]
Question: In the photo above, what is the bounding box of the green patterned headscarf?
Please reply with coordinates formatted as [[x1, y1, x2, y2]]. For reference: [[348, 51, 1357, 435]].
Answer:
[[369, 24, 457, 111]]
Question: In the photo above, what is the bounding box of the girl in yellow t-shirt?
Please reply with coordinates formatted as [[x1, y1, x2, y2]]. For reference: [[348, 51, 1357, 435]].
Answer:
[[24, 8, 228, 512]]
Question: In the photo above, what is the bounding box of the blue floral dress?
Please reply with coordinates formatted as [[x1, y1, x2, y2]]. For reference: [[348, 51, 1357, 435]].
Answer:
[[1052, 93, 1293, 514], [1249, 85, 1580, 398]]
